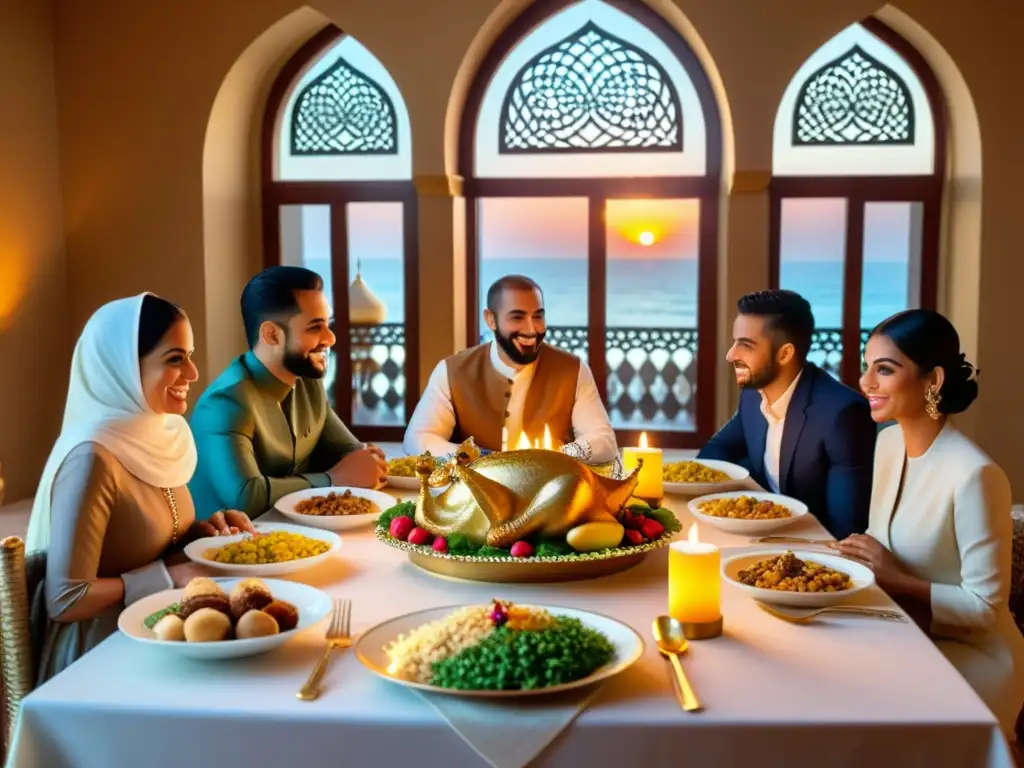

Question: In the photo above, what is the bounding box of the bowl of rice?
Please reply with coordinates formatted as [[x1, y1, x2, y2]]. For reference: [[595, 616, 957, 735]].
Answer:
[[355, 601, 643, 698], [688, 491, 809, 534]]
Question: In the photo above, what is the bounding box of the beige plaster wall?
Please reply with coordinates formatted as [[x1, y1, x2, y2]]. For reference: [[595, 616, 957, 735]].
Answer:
[[0, 0, 68, 500], [14, 0, 1019, 502]]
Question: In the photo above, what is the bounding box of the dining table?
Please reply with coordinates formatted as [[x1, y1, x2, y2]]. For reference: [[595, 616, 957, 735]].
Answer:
[[6, 450, 1016, 768]]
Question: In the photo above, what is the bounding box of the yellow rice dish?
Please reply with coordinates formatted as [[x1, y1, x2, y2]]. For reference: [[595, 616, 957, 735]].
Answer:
[[698, 495, 792, 520], [203, 530, 330, 565], [663, 461, 730, 483], [387, 456, 419, 477]]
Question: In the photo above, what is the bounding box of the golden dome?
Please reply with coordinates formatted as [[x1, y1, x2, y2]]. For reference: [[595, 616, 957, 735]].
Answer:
[[349, 260, 387, 324]]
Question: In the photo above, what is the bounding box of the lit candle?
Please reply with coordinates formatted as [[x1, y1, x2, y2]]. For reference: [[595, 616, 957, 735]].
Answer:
[[622, 432, 663, 500], [669, 524, 722, 627], [534, 438, 540, 449], [543, 424, 553, 451], [516, 431, 531, 450], [501, 427, 508, 452]]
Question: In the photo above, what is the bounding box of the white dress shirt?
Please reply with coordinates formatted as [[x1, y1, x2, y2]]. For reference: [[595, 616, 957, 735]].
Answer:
[[759, 371, 802, 493], [404, 342, 618, 463]]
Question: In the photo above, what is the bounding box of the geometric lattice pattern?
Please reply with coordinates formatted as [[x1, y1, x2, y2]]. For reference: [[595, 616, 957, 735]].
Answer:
[[290, 57, 398, 155], [808, 328, 871, 380], [794, 45, 914, 145], [500, 22, 682, 153], [350, 322, 405, 425]]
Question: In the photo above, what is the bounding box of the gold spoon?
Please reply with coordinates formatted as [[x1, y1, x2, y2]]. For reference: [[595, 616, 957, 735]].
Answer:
[[652, 616, 703, 712]]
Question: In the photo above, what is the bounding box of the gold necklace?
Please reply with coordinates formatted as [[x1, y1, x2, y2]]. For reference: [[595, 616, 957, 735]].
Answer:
[[161, 487, 180, 544]]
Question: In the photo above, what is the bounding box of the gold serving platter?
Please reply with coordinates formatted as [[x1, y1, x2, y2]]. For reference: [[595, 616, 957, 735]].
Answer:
[[374, 527, 674, 583]]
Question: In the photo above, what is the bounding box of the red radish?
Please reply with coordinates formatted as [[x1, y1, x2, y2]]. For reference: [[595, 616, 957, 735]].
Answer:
[[389, 516, 414, 541], [624, 529, 644, 546], [432, 537, 448, 554], [407, 527, 431, 546], [621, 510, 638, 529], [640, 519, 665, 540], [510, 541, 534, 558], [633, 514, 648, 527]]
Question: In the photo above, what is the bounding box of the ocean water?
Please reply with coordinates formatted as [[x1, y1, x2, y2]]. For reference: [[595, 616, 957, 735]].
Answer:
[[309, 257, 909, 330]]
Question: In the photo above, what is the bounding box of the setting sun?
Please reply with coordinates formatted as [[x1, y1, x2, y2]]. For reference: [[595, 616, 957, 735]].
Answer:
[[638, 230, 655, 246]]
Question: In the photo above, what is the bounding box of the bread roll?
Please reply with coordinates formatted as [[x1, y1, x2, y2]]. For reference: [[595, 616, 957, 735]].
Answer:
[[235, 609, 279, 639], [153, 614, 186, 642], [183, 607, 232, 642]]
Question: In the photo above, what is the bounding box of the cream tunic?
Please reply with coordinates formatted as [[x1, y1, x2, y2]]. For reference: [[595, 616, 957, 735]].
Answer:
[[868, 423, 1024, 737]]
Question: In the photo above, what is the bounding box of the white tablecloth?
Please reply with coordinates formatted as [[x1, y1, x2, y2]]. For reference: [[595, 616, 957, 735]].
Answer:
[[8, 485, 1015, 768]]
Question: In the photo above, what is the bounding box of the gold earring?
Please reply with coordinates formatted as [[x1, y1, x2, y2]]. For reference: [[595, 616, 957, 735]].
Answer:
[[925, 385, 942, 420]]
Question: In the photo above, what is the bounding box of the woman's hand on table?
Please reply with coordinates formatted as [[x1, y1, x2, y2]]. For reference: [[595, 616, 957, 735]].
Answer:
[[834, 534, 915, 593], [188, 510, 256, 540]]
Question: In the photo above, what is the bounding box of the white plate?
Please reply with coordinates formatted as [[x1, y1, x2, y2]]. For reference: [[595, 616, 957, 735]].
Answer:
[[117, 578, 332, 660], [355, 604, 644, 698], [275, 486, 397, 530], [721, 549, 875, 607], [688, 490, 809, 535], [386, 475, 419, 490], [663, 459, 750, 496], [184, 522, 341, 576]]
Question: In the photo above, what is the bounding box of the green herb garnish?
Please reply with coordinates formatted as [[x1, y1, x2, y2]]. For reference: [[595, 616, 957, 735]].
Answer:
[[534, 539, 573, 557], [144, 603, 180, 630], [430, 617, 615, 690]]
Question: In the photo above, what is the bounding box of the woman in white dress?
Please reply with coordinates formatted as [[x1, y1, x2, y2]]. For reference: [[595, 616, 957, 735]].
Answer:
[[836, 309, 1024, 740]]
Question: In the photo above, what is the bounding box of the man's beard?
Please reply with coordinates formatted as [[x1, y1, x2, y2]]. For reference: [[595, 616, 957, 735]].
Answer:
[[735, 358, 778, 390], [283, 341, 328, 379], [495, 327, 545, 365]]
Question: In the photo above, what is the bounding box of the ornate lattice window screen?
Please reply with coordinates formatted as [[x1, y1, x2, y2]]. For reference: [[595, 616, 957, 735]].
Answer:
[[474, 0, 707, 178], [793, 46, 913, 145], [500, 22, 681, 152], [290, 58, 398, 155], [773, 23, 934, 177], [276, 35, 411, 181]]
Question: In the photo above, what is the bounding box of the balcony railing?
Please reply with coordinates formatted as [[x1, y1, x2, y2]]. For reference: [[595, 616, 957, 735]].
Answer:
[[339, 323, 858, 427]]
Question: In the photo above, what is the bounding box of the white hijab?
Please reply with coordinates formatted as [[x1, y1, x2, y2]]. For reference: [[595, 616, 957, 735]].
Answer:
[[25, 293, 198, 553]]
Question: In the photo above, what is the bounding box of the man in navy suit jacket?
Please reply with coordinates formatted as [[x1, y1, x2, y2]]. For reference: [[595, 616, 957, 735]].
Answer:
[[699, 290, 876, 539]]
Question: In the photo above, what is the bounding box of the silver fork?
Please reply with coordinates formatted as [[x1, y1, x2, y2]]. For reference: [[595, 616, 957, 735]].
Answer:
[[297, 598, 352, 701]]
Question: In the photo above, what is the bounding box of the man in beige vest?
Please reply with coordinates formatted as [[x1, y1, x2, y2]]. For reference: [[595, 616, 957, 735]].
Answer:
[[404, 275, 617, 463]]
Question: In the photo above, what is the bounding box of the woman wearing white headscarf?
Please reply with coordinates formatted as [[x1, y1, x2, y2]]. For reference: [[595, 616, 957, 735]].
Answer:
[[26, 293, 252, 681]]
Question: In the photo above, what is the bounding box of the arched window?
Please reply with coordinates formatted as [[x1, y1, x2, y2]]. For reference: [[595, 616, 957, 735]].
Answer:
[[262, 27, 419, 441], [461, 0, 722, 448], [770, 19, 945, 385]]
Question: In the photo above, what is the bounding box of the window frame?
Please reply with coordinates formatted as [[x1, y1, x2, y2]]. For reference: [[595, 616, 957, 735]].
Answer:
[[459, 0, 723, 448], [768, 18, 947, 386], [261, 26, 421, 442]]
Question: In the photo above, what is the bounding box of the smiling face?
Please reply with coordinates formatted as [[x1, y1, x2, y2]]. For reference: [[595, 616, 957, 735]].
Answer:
[[484, 286, 546, 365], [725, 314, 791, 389], [279, 288, 336, 379], [860, 333, 944, 423], [140, 317, 199, 415]]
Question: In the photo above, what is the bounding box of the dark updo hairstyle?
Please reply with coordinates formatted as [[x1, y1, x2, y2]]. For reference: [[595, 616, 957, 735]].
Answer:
[[869, 309, 978, 415], [138, 294, 186, 358]]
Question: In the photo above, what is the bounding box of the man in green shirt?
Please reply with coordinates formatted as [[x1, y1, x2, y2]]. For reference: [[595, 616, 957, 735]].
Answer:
[[189, 266, 386, 519]]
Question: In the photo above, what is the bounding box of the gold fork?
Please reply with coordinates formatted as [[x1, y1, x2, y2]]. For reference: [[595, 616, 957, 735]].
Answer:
[[297, 598, 352, 701], [756, 601, 907, 624]]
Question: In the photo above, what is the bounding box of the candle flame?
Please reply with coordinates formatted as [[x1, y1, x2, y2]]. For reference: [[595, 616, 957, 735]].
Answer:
[[543, 424, 552, 450], [639, 432, 649, 449], [534, 438, 540, 449], [516, 431, 531, 450], [688, 523, 700, 543], [501, 426, 508, 452]]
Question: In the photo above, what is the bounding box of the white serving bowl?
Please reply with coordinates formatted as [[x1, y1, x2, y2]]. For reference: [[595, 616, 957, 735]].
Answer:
[[276, 486, 397, 530], [118, 577, 332, 660], [688, 491, 809, 535], [663, 459, 751, 496], [385, 475, 419, 491], [184, 522, 341, 576], [721, 549, 875, 607]]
